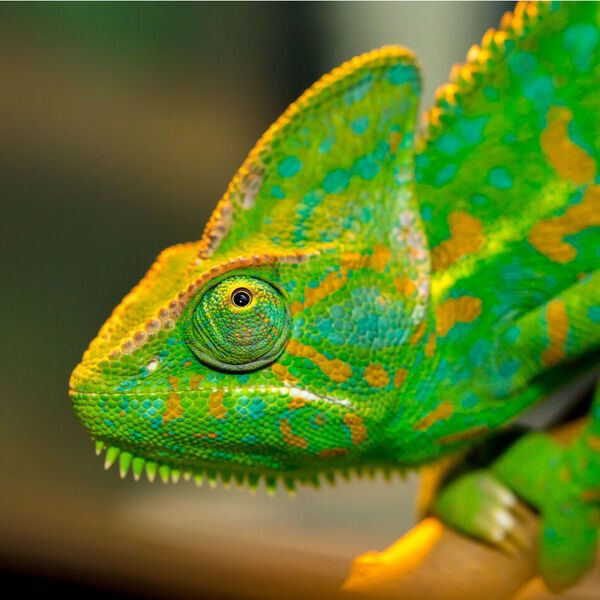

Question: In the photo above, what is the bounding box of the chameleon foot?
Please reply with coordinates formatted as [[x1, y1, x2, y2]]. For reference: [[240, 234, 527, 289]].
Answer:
[[433, 469, 530, 553]]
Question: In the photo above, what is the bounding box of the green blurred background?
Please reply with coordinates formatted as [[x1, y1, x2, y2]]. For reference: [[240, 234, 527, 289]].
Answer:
[[10, 2, 594, 599]]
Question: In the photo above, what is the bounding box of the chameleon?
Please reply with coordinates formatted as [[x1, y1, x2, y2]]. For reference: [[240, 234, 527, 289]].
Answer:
[[70, 1, 600, 591]]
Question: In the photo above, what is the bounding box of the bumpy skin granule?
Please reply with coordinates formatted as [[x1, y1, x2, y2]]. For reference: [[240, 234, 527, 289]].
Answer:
[[70, 2, 600, 590]]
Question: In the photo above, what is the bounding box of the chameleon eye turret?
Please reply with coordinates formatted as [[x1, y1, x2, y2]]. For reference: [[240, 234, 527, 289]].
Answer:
[[184, 274, 291, 371]]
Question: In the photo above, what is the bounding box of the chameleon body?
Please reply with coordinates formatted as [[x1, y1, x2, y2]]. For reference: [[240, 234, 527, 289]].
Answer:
[[70, 1, 600, 590]]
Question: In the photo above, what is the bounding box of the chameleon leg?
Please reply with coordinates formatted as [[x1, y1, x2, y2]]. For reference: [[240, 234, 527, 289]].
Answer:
[[491, 404, 600, 591]]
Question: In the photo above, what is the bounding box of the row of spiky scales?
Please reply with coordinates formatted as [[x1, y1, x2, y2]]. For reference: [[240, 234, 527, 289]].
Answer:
[[94, 441, 407, 496]]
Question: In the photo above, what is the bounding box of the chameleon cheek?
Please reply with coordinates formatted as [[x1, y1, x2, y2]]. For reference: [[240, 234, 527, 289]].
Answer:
[[184, 274, 291, 372]]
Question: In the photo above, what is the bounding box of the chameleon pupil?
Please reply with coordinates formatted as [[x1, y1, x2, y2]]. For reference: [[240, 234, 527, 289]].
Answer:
[[232, 289, 252, 307]]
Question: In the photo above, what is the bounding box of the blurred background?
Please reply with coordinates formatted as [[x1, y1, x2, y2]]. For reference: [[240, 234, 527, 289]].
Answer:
[[3, 2, 596, 599]]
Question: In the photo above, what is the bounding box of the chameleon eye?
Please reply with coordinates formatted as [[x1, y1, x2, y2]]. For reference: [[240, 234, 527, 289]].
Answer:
[[231, 288, 252, 308], [184, 275, 290, 371]]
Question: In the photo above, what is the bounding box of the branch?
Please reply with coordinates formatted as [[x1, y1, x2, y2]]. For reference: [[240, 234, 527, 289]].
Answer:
[[342, 419, 588, 600]]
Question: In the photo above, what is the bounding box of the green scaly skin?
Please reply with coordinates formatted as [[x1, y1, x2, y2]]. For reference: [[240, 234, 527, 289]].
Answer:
[[70, 1, 600, 590]]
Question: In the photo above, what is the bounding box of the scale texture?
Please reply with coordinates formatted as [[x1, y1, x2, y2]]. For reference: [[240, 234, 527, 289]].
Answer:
[[70, 1, 600, 590]]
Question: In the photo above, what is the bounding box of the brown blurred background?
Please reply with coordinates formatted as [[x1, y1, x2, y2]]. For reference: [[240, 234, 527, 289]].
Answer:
[[8, 3, 596, 599]]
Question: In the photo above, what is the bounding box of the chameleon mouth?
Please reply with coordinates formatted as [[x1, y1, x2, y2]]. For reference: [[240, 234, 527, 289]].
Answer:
[[92, 440, 407, 496]]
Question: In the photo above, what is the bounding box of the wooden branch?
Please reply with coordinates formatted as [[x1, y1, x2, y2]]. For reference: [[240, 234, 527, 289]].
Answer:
[[342, 419, 588, 600]]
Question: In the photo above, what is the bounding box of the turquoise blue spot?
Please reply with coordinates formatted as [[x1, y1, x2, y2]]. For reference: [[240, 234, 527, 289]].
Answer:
[[329, 332, 346, 345], [373, 140, 390, 160], [505, 325, 521, 343], [499, 359, 520, 378], [507, 50, 537, 77], [457, 116, 488, 145], [522, 75, 554, 112], [278, 156, 302, 178], [344, 73, 372, 106], [567, 118, 594, 156], [564, 24, 599, 72], [319, 137, 334, 154], [503, 133, 517, 144], [271, 185, 285, 199], [488, 167, 513, 190], [588, 306, 600, 323], [420, 205, 433, 222], [461, 392, 479, 409], [153, 399, 164, 409], [471, 194, 488, 205], [435, 133, 461, 155], [435, 164, 457, 186], [104, 419, 114, 428], [544, 527, 556, 540], [354, 155, 379, 180], [483, 86, 499, 101], [330, 305, 345, 318], [387, 63, 415, 86], [350, 116, 369, 135], [323, 169, 350, 193]]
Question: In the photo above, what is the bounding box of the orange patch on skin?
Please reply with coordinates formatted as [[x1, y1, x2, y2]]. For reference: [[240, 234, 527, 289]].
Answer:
[[389, 131, 403, 154], [394, 275, 417, 296], [271, 363, 298, 385], [437, 426, 488, 445], [414, 402, 454, 431], [288, 396, 307, 410], [369, 244, 391, 272], [410, 320, 427, 346], [317, 447, 349, 458], [164, 392, 183, 421], [341, 252, 367, 271], [344, 414, 367, 445], [163, 376, 183, 422], [393, 368, 408, 388], [541, 300, 568, 367], [314, 413, 325, 426], [559, 467, 572, 483], [209, 390, 227, 419], [189, 374, 203, 391], [424, 334, 437, 358], [279, 419, 309, 449], [286, 339, 352, 382], [586, 434, 600, 452], [292, 270, 349, 315], [435, 296, 482, 337], [363, 364, 390, 388], [529, 185, 600, 263], [540, 106, 596, 185], [431, 211, 484, 271]]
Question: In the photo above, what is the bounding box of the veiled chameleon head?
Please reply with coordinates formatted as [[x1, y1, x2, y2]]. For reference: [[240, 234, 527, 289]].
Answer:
[[69, 47, 430, 492]]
